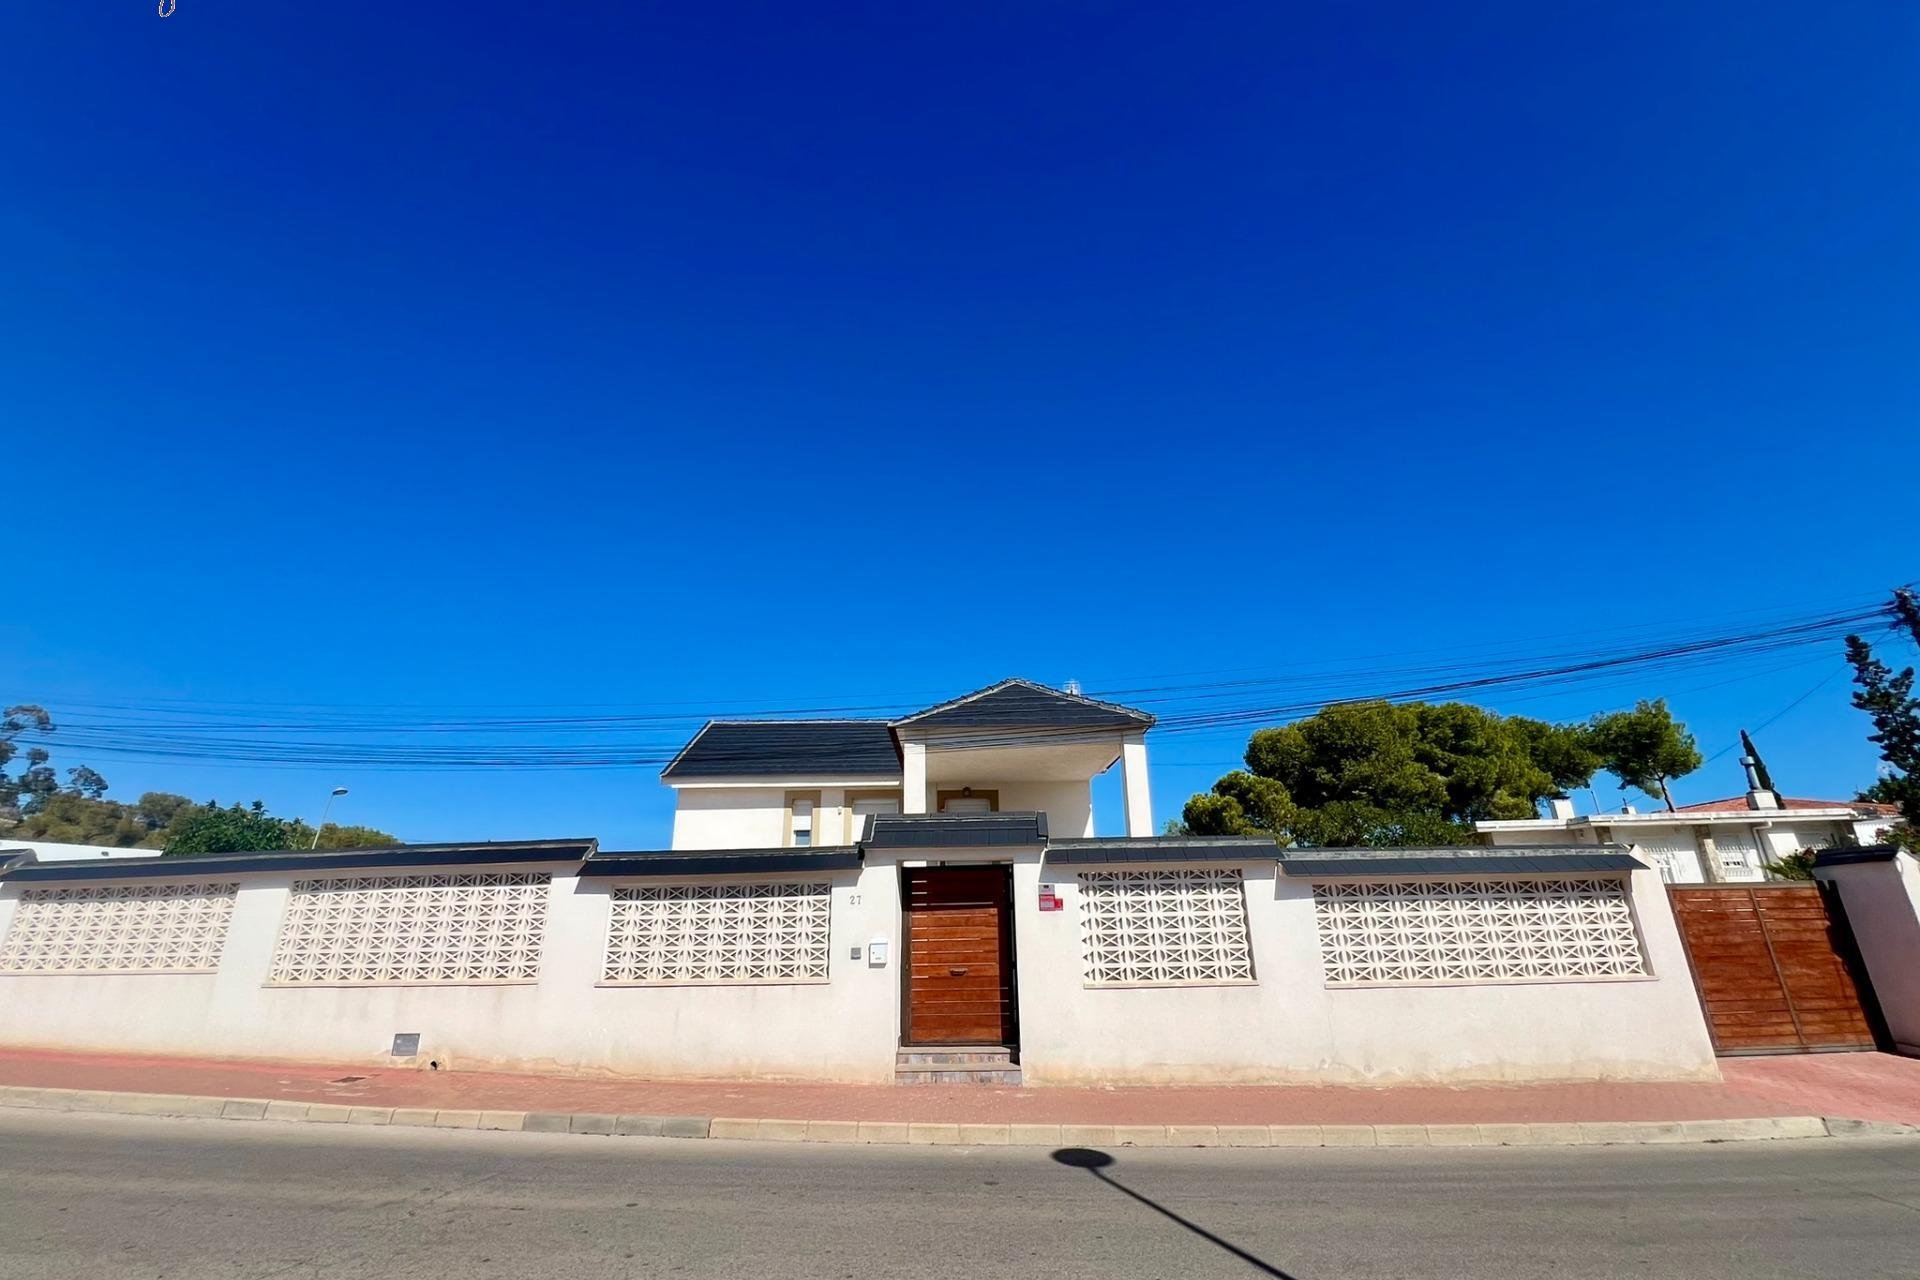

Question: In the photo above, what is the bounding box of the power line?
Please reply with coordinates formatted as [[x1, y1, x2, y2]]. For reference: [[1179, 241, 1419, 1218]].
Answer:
[[11, 593, 1902, 772], [1699, 665, 1855, 768]]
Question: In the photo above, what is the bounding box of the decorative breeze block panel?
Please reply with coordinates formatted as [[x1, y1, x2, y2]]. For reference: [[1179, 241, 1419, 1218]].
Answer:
[[603, 882, 831, 984], [268, 873, 549, 985], [1078, 869, 1254, 987], [0, 882, 238, 975], [1311, 877, 1648, 986]]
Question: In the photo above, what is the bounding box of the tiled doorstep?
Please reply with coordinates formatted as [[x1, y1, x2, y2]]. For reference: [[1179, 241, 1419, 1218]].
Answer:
[[4, 1084, 1913, 1147]]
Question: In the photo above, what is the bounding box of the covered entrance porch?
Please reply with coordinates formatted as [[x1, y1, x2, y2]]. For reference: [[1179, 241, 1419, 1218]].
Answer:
[[866, 811, 1041, 1084]]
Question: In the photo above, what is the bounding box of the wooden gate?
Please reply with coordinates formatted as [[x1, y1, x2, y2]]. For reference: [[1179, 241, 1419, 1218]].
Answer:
[[1668, 884, 1881, 1055], [902, 866, 1017, 1046]]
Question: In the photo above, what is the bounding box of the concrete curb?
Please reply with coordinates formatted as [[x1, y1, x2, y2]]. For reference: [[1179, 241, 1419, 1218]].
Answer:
[[2, 1084, 1907, 1148]]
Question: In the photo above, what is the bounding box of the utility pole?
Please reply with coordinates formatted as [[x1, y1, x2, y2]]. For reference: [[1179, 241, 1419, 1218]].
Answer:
[[1894, 586, 1920, 649]]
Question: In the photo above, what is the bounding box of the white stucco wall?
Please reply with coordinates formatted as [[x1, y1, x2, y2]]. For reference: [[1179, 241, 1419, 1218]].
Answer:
[[0, 854, 1721, 1086], [1817, 853, 1920, 1056], [1853, 816, 1903, 846], [1612, 832, 1707, 885], [669, 788, 794, 850], [0, 863, 907, 1082], [1016, 859, 1719, 1085], [976, 780, 1094, 838]]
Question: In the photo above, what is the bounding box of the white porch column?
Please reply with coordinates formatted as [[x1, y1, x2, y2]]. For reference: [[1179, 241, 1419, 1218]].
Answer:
[[901, 741, 927, 814], [820, 787, 846, 846], [1121, 733, 1153, 837]]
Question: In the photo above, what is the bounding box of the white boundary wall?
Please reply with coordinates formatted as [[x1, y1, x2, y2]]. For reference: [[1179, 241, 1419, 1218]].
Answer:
[[1014, 857, 1718, 1085], [0, 855, 1720, 1085], [1816, 851, 1920, 1058], [0, 864, 901, 1081]]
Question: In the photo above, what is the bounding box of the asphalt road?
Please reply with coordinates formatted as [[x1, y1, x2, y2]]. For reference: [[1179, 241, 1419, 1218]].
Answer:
[[2, 1110, 1919, 1279]]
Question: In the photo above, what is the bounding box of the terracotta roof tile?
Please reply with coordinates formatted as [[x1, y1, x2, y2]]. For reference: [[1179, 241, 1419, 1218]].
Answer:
[[1669, 795, 1900, 816]]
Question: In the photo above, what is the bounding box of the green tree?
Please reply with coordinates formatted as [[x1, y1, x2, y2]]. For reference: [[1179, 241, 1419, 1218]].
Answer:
[[1761, 847, 1820, 881], [2, 703, 401, 852], [163, 801, 303, 856], [0, 704, 55, 821], [302, 823, 402, 850], [133, 791, 200, 832], [1586, 699, 1703, 812], [7, 791, 176, 848], [162, 803, 401, 855], [1843, 628, 1919, 852], [1183, 700, 1608, 847]]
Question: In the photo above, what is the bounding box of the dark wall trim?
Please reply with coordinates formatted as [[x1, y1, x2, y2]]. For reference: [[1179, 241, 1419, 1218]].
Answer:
[[584, 849, 862, 877], [1047, 841, 1277, 865], [1813, 845, 1903, 868], [0, 841, 595, 883], [1279, 851, 1644, 878], [865, 812, 1049, 849]]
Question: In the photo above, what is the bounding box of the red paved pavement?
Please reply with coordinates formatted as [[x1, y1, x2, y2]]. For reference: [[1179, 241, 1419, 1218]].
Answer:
[[1718, 1053, 1920, 1126], [3, 1047, 1917, 1125]]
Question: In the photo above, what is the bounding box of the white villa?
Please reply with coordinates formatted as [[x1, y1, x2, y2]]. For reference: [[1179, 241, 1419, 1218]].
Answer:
[[0, 679, 1730, 1086]]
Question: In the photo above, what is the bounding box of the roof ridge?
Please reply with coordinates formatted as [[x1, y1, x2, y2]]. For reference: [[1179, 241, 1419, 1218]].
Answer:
[[699, 717, 894, 725], [892, 676, 1154, 727]]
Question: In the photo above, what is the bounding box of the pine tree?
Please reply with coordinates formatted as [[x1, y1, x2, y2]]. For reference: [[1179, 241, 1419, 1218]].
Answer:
[[1843, 624, 1920, 850]]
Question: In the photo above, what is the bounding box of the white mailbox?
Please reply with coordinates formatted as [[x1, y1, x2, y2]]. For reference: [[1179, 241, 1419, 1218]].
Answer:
[[867, 936, 889, 967]]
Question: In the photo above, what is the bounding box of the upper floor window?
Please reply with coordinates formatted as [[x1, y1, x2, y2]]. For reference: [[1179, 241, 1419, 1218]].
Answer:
[[848, 792, 901, 842], [937, 788, 997, 815], [1714, 830, 1762, 880], [787, 794, 816, 848]]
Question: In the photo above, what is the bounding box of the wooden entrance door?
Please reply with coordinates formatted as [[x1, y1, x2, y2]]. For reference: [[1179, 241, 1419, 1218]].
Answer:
[[1669, 884, 1881, 1054], [903, 866, 1016, 1046]]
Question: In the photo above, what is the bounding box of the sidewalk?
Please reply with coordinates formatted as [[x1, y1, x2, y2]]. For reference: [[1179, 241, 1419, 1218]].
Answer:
[[2, 1047, 1916, 1144]]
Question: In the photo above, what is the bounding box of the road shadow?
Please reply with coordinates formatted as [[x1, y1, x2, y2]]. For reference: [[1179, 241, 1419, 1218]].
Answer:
[[1050, 1147, 1301, 1278]]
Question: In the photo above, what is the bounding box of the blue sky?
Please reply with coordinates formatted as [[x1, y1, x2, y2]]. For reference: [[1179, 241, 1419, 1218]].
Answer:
[[2, 3, 1915, 846]]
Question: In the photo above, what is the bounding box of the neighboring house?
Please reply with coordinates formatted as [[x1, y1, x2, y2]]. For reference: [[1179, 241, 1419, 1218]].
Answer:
[[0, 678, 1722, 1087], [1476, 760, 1900, 884], [0, 839, 161, 863]]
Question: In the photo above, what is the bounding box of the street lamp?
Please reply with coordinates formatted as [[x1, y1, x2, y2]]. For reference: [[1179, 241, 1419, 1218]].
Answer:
[[312, 787, 349, 849]]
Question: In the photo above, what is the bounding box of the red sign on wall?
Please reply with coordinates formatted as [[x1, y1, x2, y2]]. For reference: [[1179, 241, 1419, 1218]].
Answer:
[[1038, 886, 1062, 912]]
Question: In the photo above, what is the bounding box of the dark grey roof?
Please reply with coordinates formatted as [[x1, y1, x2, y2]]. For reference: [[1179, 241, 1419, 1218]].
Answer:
[[864, 811, 1049, 849], [1812, 844, 1904, 868], [0, 839, 598, 882], [1278, 845, 1644, 878], [584, 846, 862, 877], [661, 720, 900, 780], [1047, 836, 1279, 865], [892, 678, 1153, 731]]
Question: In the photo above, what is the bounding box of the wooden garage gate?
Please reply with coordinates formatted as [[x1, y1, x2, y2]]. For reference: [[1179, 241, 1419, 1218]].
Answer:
[[1668, 884, 1882, 1054]]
